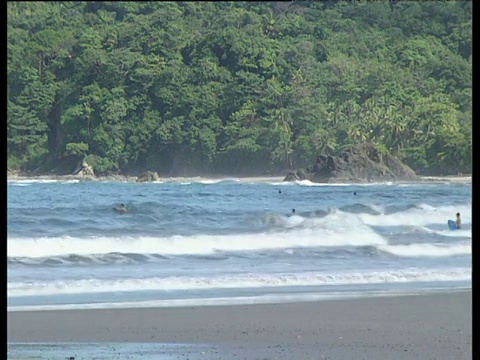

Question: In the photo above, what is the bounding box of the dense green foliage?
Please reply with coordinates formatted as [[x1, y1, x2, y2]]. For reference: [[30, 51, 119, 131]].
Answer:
[[7, 1, 472, 176]]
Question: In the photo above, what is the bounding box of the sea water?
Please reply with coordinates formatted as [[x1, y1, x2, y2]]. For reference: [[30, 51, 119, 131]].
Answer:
[[7, 178, 471, 311]]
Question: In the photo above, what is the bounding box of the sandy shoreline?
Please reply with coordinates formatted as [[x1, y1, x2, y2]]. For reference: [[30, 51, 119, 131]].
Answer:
[[8, 291, 471, 359], [7, 173, 286, 184], [6, 173, 472, 184]]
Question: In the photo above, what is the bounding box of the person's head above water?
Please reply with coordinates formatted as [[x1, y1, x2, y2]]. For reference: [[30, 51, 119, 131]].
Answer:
[[292, 208, 295, 213], [456, 212, 460, 217], [114, 203, 128, 214]]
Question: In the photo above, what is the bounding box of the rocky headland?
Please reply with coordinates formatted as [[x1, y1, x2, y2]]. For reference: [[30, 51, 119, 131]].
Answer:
[[284, 143, 418, 183]]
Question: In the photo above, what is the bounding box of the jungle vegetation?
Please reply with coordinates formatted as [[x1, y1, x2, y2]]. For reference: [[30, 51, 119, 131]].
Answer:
[[7, 1, 472, 176]]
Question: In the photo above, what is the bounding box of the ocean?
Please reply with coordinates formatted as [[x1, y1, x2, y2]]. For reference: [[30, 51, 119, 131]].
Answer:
[[7, 177, 471, 312]]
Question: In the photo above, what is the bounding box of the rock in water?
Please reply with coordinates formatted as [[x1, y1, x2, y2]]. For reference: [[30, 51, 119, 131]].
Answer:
[[72, 160, 96, 179], [284, 143, 417, 183], [136, 171, 160, 183]]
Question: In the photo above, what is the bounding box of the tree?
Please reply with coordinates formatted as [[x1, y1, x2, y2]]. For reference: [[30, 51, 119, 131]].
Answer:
[[7, 1, 472, 176]]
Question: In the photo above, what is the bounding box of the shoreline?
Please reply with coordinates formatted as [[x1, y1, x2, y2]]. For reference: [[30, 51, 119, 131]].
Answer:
[[8, 290, 471, 359], [7, 173, 472, 184]]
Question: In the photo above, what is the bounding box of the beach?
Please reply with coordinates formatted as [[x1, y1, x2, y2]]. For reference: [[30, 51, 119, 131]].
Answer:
[[7, 171, 472, 185], [8, 291, 471, 359], [8, 176, 471, 359]]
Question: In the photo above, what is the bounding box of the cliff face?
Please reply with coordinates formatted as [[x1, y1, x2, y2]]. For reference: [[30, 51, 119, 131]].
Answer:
[[284, 144, 417, 183]]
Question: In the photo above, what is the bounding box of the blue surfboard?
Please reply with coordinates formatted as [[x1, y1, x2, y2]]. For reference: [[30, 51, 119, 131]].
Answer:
[[447, 219, 457, 230]]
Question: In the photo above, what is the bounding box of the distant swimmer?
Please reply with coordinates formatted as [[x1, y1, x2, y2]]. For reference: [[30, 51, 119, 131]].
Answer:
[[353, 191, 357, 196], [279, 189, 282, 194], [292, 208, 295, 214], [455, 212, 461, 229], [114, 203, 128, 214]]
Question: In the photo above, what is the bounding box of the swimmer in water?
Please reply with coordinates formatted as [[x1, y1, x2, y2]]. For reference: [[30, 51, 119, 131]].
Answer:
[[114, 203, 128, 214]]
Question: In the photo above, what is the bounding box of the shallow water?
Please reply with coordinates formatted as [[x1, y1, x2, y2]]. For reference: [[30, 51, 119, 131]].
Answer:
[[8, 342, 215, 360], [7, 178, 471, 311]]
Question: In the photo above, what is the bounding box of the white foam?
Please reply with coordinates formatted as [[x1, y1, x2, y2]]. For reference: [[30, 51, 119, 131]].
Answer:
[[285, 215, 306, 227], [276, 180, 402, 187], [7, 291, 435, 312], [7, 268, 471, 297], [163, 177, 230, 184], [263, 213, 314, 228], [368, 204, 386, 214], [359, 203, 471, 227], [434, 229, 471, 238], [8, 179, 80, 184], [269, 182, 294, 186], [7, 220, 387, 258], [295, 180, 351, 187], [393, 226, 471, 239], [378, 242, 471, 257], [7, 210, 386, 258], [198, 179, 223, 184]]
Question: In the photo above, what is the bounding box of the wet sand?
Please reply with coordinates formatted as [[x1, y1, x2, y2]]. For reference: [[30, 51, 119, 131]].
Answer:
[[8, 291, 472, 359]]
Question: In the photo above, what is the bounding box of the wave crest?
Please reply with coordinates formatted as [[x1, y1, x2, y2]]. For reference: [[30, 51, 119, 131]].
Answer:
[[8, 268, 471, 297]]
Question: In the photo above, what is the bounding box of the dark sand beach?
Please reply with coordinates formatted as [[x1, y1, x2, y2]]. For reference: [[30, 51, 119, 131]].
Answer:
[[8, 291, 471, 359]]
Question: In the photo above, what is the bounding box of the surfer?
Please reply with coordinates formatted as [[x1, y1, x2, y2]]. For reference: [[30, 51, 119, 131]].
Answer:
[[114, 203, 128, 214], [455, 212, 461, 229]]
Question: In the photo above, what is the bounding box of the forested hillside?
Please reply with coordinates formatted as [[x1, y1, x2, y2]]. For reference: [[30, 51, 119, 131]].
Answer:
[[7, 1, 472, 176]]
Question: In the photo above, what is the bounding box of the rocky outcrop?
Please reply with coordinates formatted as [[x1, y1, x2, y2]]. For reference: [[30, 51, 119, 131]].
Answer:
[[72, 159, 96, 179], [284, 143, 417, 183], [7, 168, 21, 178], [136, 171, 160, 183]]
